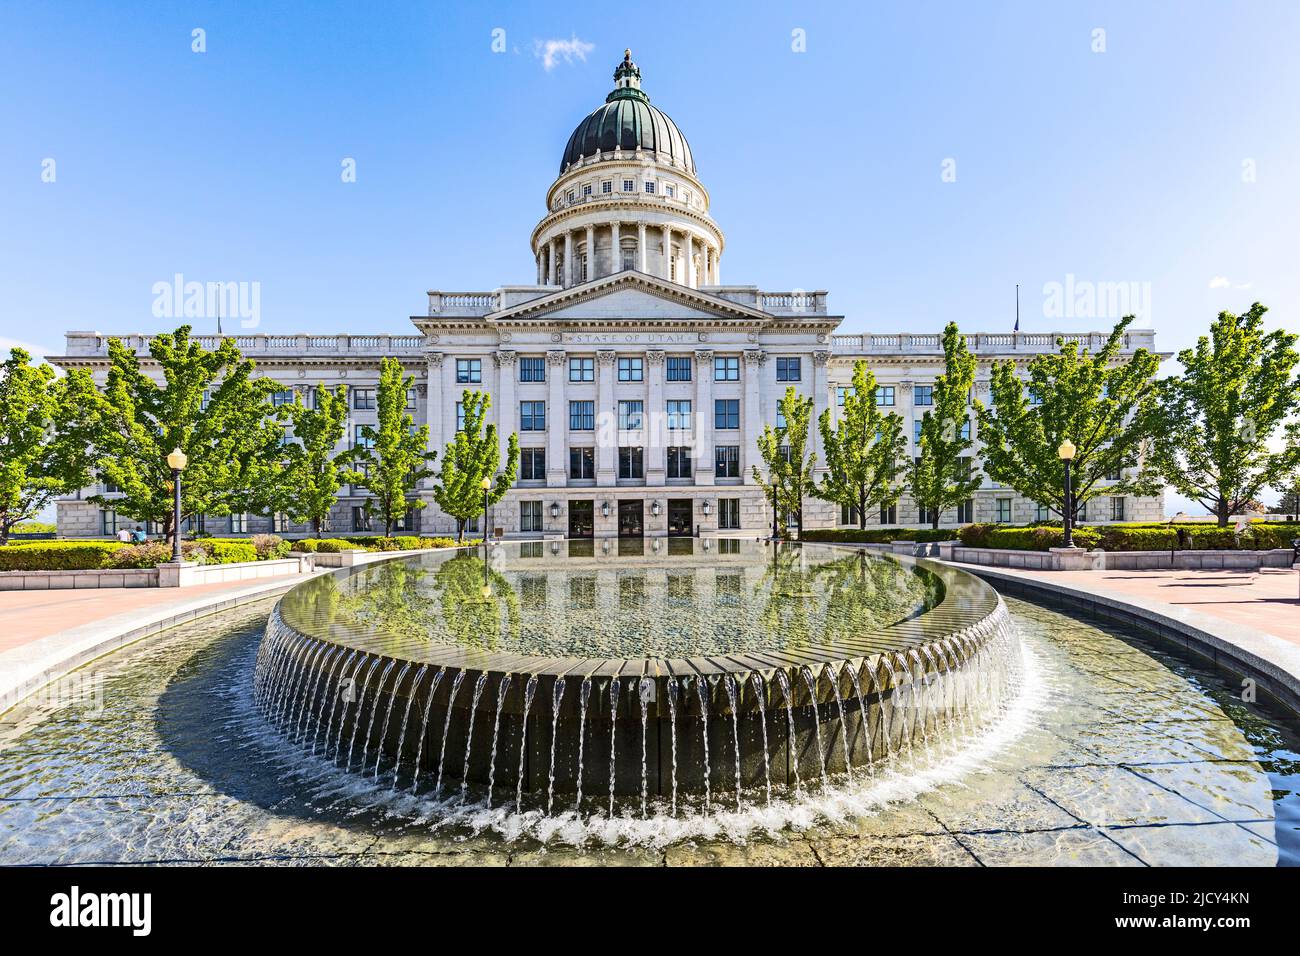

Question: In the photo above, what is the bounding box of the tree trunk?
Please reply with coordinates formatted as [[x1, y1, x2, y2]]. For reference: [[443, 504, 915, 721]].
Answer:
[[456, 518, 465, 543], [1216, 499, 1230, 528], [931, 508, 941, 530], [311, 515, 321, 537]]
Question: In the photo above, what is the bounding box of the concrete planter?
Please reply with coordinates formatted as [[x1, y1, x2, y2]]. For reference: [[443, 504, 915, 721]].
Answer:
[[0, 568, 159, 590], [0, 556, 314, 590], [950, 546, 1293, 572]]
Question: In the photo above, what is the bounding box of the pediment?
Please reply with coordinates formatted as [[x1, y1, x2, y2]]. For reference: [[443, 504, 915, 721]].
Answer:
[[487, 272, 771, 325]]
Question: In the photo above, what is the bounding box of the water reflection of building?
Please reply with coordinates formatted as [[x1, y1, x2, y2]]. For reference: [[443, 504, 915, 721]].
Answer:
[[53, 50, 1163, 539]]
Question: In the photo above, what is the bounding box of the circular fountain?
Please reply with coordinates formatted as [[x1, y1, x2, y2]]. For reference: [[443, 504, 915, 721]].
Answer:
[[253, 539, 1020, 815]]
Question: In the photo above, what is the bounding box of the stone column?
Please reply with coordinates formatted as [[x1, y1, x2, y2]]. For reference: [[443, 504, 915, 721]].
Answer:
[[686, 233, 696, 288], [694, 349, 714, 487], [714, 250, 720, 285], [548, 239, 558, 285], [494, 350, 517, 467], [610, 220, 620, 272], [662, 224, 672, 280], [638, 223, 648, 273], [564, 231, 574, 288], [743, 349, 766, 481], [646, 350, 666, 484], [585, 224, 595, 281], [426, 352, 445, 460], [596, 350, 617, 486], [812, 351, 831, 475], [441, 350, 458, 447], [546, 351, 567, 483]]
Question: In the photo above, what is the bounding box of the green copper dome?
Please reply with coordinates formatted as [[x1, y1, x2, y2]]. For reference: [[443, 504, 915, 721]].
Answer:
[[559, 51, 695, 175]]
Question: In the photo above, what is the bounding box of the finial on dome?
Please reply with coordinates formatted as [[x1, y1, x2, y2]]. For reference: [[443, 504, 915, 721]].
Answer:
[[613, 47, 642, 92]]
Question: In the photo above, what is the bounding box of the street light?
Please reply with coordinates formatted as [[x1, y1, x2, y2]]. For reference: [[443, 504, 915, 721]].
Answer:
[[1058, 439, 1076, 549], [480, 476, 492, 544], [166, 447, 188, 562]]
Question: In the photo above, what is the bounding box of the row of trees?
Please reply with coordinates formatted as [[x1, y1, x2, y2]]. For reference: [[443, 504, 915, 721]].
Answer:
[[757, 306, 1300, 533], [0, 327, 518, 545]]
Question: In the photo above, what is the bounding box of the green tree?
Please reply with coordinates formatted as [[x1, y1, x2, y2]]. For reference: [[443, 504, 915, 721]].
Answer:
[[977, 317, 1163, 524], [1156, 304, 1300, 527], [0, 349, 100, 544], [90, 327, 284, 544], [814, 361, 907, 529], [430, 389, 519, 542], [910, 324, 984, 528], [752, 386, 816, 537], [276, 384, 358, 535], [344, 358, 438, 537]]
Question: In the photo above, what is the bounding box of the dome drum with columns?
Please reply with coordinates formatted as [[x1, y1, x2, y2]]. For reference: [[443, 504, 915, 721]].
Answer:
[[532, 50, 724, 291]]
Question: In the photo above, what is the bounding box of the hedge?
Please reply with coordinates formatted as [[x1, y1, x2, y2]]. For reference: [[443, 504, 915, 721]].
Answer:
[[800, 527, 958, 544], [959, 521, 1300, 552], [292, 536, 475, 553], [0, 541, 125, 571]]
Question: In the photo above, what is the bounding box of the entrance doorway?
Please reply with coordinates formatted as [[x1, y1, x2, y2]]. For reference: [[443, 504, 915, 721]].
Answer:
[[667, 499, 693, 536], [568, 500, 593, 538], [617, 500, 644, 537]]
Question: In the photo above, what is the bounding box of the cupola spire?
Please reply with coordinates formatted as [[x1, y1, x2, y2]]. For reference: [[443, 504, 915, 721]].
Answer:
[[613, 48, 641, 91]]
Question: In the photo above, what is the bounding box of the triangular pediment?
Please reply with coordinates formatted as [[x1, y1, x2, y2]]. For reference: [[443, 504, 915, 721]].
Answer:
[[486, 272, 772, 324]]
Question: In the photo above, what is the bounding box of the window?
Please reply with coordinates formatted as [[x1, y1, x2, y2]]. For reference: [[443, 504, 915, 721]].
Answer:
[[875, 386, 896, 407], [1105, 466, 1122, 481], [519, 357, 546, 382], [776, 408, 787, 430], [1028, 387, 1043, 406], [520, 448, 546, 480], [521, 501, 544, 533], [836, 386, 853, 406], [569, 357, 594, 382], [618, 400, 643, 430], [622, 248, 635, 271], [840, 505, 860, 526], [715, 445, 740, 478], [582, 183, 592, 197], [353, 388, 375, 410], [101, 509, 117, 535], [1110, 497, 1126, 521], [1035, 503, 1051, 522], [644, 181, 655, 194], [618, 446, 644, 479], [455, 403, 466, 432], [352, 506, 371, 532], [918, 505, 934, 525], [914, 420, 924, 445], [623, 179, 634, 191], [714, 356, 740, 381], [667, 446, 693, 478], [271, 389, 295, 407], [354, 424, 374, 448], [456, 359, 481, 384], [520, 401, 546, 431], [1077, 501, 1088, 523], [914, 385, 934, 406], [718, 499, 741, 529], [957, 499, 974, 524], [996, 498, 1012, 523], [566, 190, 575, 203], [569, 447, 595, 479], [666, 356, 692, 381], [272, 512, 288, 534], [230, 513, 248, 534], [618, 357, 643, 382], [569, 400, 595, 430], [776, 357, 801, 382], [714, 399, 740, 430], [201, 389, 212, 411], [960, 419, 971, 441], [601, 181, 612, 194], [880, 503, 897, 525], [405, 388, 418, 410], [665, 184, 675, 198], [666, 399, 692, 430], [393, 508, 419, 533]]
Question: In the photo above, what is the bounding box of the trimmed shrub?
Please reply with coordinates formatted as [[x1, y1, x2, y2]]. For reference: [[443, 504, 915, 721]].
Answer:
[[957, 524, 1102, 551], [800, 527, 958, 544], [249, 534, 291, 560], [312, 539, 367, 554], [204, 540, 259, 564], [0, 541, 125, 571]]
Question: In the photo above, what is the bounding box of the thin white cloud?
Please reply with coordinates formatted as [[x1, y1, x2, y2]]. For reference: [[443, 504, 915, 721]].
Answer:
[[1208, 275, 1253, 290], [534, 36, 595, 71], [0, 336, 60, 362]]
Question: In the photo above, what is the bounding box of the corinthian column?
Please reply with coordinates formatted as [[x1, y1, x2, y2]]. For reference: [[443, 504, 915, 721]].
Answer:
[[596, 350, 617, 486], [686, 234, 696, 288], [646, 350, 666, 484], [546, 350, 567, 483], [494, 350, 517, 467], [662, 224, 672, 281], [812, 351, 831, 474], [694, 349, 714, 487], [743, 349, 765, 480], [638, 223, 647, 273]]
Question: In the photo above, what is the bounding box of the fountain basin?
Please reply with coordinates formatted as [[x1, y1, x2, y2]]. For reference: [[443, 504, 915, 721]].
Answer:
[[254, 540, 1018, 810]]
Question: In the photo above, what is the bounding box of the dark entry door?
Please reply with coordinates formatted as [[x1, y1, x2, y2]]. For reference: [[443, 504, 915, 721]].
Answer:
[[568, 500, 593, 538], [617, 500, 644, 537], [667, 499, 693, 536]]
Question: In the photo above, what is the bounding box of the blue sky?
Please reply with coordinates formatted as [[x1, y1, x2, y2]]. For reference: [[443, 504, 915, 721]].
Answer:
[[2, 1, 1297, 512]]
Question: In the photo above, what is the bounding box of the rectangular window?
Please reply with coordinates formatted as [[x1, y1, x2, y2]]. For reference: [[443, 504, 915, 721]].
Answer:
[[621, 248, 635, 271], [1105, 466, 1122, 481], [918, 505, 934, 525], [352, 506, 371, 532], [623, 179, 634, 192], [583, 183, 592, 197], [718, 499, 741, 530], [271, 389, 296, 407], [455, 403, 466, 432], [272, 512, 288, 534], [714, 356, 740, 381], [617, 357, 644, 382], [714, 399, 740, 430], [101, 509, 117, 535], [354, 424, 374, 448], [914, 385, 934, 406], [1028, 387, 1043, 405], [665, 184, 675, 198], [618, 446, 644, 479], [569, 357, 594, 382], [666, 356, 692, 381], [875, 386, 896, 407], [569, 447, 595, 479], [667, 446, 693, 478], [520, 448, 546, 480], [1035, 503, 1051, 522], [836, 386, 853, 406], [715, 445, 740, 478], [520, 400, 546, 431], [569, 400, 595, 430], [230, 513, 247, 534], [618, 400, 644, 430], [1110, 496, 1126, 521], [957, 499, 974, 524], [521, 501, 544, 533], [840, 504, 860, 526], [914, 420, 924, 445], [405, 388, 418, 410], [601, 181, 612, 194], [456, 359, 481, 384], [996, 498, 1012, 523], [666, 399, 692, 430], [960, 419, 971, 441], [880, 503, 898, 525], [353, 388, 375, 410], [644, 181, 655, 194], [776, 357, 802, 382], [519, 357, 546, 382]]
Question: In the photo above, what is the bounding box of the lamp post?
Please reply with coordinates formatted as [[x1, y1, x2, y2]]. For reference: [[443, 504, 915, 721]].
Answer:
[[771, 475, 780, 541], [1058, 439, 1076, 549], [480, 476, 492, 544], [166, 447, 188, 562]]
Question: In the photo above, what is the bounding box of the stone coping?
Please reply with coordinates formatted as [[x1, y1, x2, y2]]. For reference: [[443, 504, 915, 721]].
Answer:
[[946, 562, 1300, 716], [0, 577, 308, 716]]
